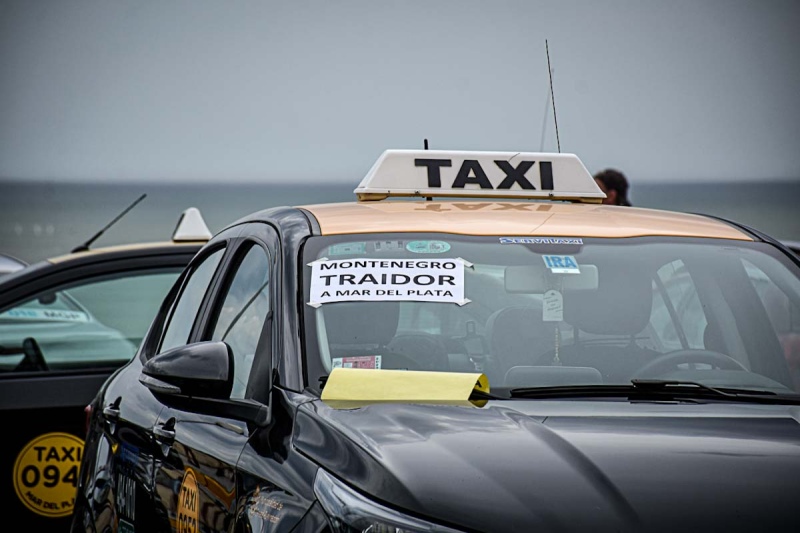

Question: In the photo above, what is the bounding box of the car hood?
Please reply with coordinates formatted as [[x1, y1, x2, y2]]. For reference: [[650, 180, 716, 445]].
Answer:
[[294, 399, 800, 532]]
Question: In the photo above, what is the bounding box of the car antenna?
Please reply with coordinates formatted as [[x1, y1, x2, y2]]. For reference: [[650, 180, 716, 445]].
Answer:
[[71, 193, 147, 253], [423, 138, 433, 200], [539, 69, 552, 151], [545, 39, 561, 153]]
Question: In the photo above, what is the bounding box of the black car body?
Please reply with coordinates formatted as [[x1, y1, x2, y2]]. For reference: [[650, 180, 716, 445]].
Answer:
[[72, 150, 800, 533], [1, 208, 209, 530]]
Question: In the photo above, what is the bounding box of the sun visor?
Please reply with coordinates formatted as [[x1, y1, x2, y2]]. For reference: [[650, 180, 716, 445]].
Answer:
[[321, 368, 490, 408], [505, 264, 598, 293]]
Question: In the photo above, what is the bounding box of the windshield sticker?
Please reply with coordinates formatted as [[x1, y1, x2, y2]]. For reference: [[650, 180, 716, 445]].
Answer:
[[13, 432, 84, 518], [328, 242, 367, 255], [0, 308, 90, 322], [177, 469, 199, 533], [543, 289, 564, 322], [332, 355, 382, 369], [500, 237, 583, 245], [374, 241, 405, 252], [308, 257, 470, 307], [406, 240, 451, 254], [542, 255, 580, 274]]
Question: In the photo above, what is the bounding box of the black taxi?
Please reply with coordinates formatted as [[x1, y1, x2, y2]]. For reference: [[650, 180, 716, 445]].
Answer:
[[72, 150, 800, 532], [1, 207, 211, 530]]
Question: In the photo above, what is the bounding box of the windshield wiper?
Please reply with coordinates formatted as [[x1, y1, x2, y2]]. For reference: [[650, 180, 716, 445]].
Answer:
[[508, 379, 800, 404], [630, 379, 738, 397]]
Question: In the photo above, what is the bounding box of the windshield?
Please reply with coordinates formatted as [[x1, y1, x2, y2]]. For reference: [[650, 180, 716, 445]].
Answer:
[[302, 234, 800, 397]]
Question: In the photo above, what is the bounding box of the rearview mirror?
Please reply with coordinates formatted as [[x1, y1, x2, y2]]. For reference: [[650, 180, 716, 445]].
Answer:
[[505, 264, 599, 293]]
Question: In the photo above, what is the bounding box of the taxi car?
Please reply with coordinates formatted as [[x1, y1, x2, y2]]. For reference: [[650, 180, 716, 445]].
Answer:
[[1, 207, 211, 530], [72, 150, 800, 533]]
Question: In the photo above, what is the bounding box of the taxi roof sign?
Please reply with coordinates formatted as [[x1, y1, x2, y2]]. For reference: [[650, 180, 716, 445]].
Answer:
[[172, 207, 213, 242], [355, 149, 606, 203]]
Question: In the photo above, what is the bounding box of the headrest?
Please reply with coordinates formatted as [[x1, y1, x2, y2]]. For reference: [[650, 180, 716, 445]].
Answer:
[[485, 305, 553, 361], [563, 267, 653, 335], [322, 301, 400, 346]]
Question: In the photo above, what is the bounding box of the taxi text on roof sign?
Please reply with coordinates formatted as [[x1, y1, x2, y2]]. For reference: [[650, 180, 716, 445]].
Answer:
[[354, 149, 606, 203]]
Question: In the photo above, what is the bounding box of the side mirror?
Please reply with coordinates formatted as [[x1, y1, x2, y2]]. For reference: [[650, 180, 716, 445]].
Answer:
[[140, 341, 234, 399], [139, 341, 271, 426]]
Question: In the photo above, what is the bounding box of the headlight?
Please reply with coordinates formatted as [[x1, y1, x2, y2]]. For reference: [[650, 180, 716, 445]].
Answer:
[[313, 468, 464, 533]]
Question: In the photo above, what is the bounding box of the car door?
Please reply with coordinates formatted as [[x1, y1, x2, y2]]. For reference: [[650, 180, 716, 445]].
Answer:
[[0, 249, 196, 530], [152, 224, 276, 532], [75, 242, 231, 533]]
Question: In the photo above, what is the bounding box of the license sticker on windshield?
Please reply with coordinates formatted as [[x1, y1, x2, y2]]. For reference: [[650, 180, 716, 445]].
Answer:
[[332, 356, 382, 369], [406, 240, 451, 254], [542, 255, 580, 274], [328, 242, 367, 255], [307, 257, 470, 306]]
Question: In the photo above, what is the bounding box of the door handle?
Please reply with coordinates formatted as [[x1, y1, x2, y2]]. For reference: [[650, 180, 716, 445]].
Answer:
[[153, 420, 176, 442], [102, 405, 120, 420]]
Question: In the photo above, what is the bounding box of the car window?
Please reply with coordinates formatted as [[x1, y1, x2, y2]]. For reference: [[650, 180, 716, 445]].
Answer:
[[745, 259, 800, 388], [159, 248, 225, 354], [210, 244, 271, 398], [0, 270, 181, 372]]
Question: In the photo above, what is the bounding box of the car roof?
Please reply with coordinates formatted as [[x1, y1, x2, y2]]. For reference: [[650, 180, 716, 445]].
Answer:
[[47, 206, 212, 264], [45, 240, 206, 264], [297, 149, 753, 241], [299, 201, 753, 240]]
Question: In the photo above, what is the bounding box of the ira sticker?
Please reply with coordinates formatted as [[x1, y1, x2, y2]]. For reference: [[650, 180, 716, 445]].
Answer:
[[543, 290, 563, 322], [406, 240, 451, 254], [542, 255, 580, 274], [307, 257, 470, 307], [332, 355, 382, 369]]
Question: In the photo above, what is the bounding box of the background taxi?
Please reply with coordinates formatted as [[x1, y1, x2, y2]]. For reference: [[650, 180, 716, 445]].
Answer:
[[73, 150, 800, 533], [1, 207, 210, 530]]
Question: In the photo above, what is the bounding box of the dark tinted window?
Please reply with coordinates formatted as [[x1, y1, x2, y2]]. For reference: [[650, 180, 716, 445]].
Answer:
[[160, 248, 224, 353], [0, 270, 180, 372], [211, 245, 270, 398]]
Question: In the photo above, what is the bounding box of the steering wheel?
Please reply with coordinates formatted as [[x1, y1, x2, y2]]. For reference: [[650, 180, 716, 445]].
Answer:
[[631, 349, 747, 379]]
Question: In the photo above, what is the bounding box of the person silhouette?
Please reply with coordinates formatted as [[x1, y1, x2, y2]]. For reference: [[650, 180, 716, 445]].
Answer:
[[594, 168, 632, 206]]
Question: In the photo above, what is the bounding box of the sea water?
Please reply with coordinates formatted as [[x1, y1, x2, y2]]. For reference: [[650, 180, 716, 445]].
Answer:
[[1, 179, 798, 265]]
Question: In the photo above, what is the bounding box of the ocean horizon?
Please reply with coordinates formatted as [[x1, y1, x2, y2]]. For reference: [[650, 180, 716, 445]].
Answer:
[[1, 178, 799, 265]]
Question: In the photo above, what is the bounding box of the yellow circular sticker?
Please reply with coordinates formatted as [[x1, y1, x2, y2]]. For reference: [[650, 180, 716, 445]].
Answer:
[[13, 432, 84, 517], [177, 468, 199, 533]]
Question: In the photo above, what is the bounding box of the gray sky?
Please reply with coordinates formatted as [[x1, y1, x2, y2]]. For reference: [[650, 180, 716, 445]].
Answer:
[[1, 0, 799, 184]]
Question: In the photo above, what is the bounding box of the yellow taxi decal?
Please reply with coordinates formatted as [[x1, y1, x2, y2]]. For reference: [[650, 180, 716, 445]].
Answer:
[[177, 468, 199, 533], [321, 368, 490, 408], [13, 432, 83, 518]]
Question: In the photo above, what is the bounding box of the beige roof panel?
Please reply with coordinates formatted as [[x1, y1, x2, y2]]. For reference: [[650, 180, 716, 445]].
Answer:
[[299, 201, 752, 240]]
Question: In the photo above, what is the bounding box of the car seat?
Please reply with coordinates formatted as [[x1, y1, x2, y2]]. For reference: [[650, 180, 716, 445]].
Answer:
[[323, 301, 428, 370], [552, 266, 659, 381], [484, 304, 555, 384]]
